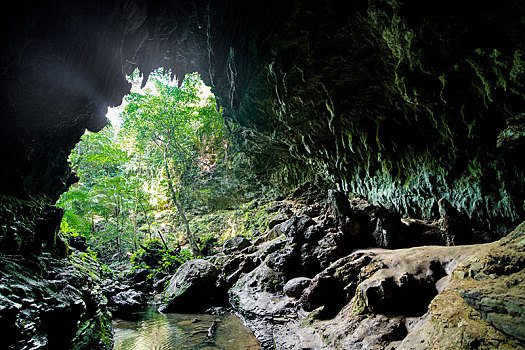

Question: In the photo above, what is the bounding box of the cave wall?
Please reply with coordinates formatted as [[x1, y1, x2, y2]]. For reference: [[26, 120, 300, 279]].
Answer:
[[239, 0, 525, 235], [1, 0, 524, 254], [219, 0, 525, 235]]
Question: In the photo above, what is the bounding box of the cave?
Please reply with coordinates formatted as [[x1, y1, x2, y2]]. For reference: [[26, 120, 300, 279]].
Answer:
[[1, 0, 524, 349]]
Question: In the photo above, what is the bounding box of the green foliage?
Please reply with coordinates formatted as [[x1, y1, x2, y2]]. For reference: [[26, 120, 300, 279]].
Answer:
[[241, 202, 271, 238], [57, 68, 235, 264], [119, 69, 230, 256], [130, 240, 193, 278], [184, 200, 277, 252], [120, 69, 228, 208], [58, 123, 155, 261]]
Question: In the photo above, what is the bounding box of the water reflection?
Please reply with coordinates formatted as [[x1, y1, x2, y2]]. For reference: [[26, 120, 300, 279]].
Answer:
[[113, 308, 260, 350]]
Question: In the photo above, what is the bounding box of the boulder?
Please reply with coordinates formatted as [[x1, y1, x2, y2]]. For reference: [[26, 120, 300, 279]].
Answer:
[[228, 264, 291, 317], [221, 253, 261, 287], [265, 246, 298, 277], [108, 289, 146, 317], [280, 215, 316, 243], [314, 231, 345, 269], [259, 236, 287, 260], [68, 235, 88, 252], [160, 259, 224, 313], [223, 235, 252, 253], [283, 277, 311, 298]]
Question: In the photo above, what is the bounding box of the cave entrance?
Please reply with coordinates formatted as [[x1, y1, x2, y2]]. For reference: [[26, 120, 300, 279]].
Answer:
[[57, 68, 229, 263]]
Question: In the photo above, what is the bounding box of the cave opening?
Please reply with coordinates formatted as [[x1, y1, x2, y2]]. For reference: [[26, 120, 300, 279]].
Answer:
[[58, 67, 236, 264], [1, 1, 525, 349]]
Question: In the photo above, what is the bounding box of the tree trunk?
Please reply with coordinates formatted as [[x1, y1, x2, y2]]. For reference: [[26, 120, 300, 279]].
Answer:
[[163, 157, 201, 257], [115, 196, 121, 262], [132, 188, 138, 252], [139, 201, 152, 240], [156, 227, 170, 251]]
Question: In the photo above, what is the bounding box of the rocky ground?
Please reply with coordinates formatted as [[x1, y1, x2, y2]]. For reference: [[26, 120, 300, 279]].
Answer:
[[0, 251, 113, 349], [4, 190, 522, 349], [159, 190, 525, 349]]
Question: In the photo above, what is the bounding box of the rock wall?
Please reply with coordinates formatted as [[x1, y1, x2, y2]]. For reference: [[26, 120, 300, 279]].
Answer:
[[0, 253, 113, 349], [1, 0, 524, 249], [253, 0, 525, 234]]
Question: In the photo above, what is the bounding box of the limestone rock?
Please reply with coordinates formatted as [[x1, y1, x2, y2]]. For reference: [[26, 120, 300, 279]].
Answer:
[[460, 289, 525, 342], [280, 215, 316, 243], [0, 253, 113, 349], [396, 223, 525, 349], [227, 214, 525, 349], [108, 289, 146, 317], [223, 235, 252, 253], [229, 264, 290, 316], [2, 1, 525, 349], [220, 252, 261, 287], [283, 277, 311, 298], [160, 259, 224, 313], [265, 246, 298, 276]]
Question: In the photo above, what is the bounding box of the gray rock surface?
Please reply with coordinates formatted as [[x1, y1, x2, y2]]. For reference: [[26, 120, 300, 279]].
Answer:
[[283, 277, 312, 298], [223, 235, 252, 253], [160, 259, 223, 313]]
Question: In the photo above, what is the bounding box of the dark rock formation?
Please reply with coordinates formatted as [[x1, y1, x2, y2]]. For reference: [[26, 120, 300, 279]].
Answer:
[[213, 199, 525, 348], [82, 196, 522, 350], [160, 259, 226, 313], [0, 253, 113, 349], [0, 0, 523, 256], [460, 289, 525, 342], [222, 235, 252, 253], [271, 220, 525, 349], [108, 289, 146, 318], [280, 215, 316, 243], [283, 277, 311, 299]]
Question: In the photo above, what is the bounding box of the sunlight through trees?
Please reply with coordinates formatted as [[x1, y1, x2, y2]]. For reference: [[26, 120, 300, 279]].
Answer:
[[58, 69, 227, 261]]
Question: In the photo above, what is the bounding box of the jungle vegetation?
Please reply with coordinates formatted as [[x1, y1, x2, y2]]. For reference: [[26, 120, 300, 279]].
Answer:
[[58, 69, 231, 263]]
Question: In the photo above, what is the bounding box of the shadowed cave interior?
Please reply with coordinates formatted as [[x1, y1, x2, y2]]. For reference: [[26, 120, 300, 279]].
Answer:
[[0, 1, 524, 349]]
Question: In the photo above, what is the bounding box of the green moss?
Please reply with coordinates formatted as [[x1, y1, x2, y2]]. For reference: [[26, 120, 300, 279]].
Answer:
[[71, 306, 113, 350]]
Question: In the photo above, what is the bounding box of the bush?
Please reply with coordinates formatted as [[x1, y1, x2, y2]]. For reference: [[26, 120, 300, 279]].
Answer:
[[130, 240, 193, 278]]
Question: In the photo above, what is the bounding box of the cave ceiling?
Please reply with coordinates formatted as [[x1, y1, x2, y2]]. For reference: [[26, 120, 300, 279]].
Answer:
[[0, 0, 524, 235]]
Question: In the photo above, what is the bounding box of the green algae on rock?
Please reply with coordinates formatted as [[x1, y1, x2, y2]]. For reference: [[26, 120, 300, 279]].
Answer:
[[0, 252, 113, 349]]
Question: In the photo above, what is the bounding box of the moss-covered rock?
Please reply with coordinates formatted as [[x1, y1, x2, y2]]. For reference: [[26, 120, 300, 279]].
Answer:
[[160, 259, 225, 313], [0, 252, 113, 349]]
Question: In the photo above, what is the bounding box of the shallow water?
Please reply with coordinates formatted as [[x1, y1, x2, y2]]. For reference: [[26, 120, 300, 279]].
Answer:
[[113, 308, 260, 350]]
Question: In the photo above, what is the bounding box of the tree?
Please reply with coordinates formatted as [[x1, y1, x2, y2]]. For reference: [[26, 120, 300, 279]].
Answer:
[[58, 125, 154, 261], [120, 69, 226, 257]]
